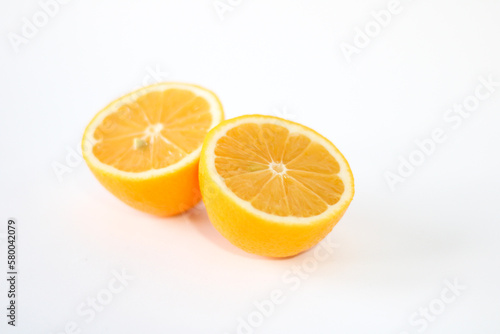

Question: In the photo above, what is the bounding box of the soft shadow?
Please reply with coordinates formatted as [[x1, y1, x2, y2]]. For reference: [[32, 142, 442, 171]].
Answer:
[[183, 203, 263, 260], [185, 203, 343, 262]]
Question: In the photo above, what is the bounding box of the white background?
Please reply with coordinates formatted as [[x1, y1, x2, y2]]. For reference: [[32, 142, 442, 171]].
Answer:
[[1, 0, 500, 333]]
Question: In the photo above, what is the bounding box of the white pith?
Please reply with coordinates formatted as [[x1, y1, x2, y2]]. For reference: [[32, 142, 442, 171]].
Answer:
[[205, 116, 355, 224], [83, 82, 223, 179]]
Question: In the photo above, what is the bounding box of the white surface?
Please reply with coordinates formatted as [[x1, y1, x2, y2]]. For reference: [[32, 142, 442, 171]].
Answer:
[[1, 0, 500, 333]]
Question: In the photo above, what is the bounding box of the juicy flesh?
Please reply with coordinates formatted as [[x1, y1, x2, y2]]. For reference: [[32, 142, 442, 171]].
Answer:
[[92, 89, 212, 172], [214, 123, 345, 217]]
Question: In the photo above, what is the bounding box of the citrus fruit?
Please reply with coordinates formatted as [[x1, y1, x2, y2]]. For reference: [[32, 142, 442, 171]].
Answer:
[[82, 82, 224, 216], [199, 115, 354, 257]]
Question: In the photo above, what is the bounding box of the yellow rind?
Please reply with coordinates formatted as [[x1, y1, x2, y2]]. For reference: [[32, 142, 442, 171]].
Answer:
[[86, 156, 201, 216]]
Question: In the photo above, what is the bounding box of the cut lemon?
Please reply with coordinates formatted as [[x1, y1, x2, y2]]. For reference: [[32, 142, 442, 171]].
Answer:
[[82, 82, 224, 216], [199, 115, 354, 257]]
